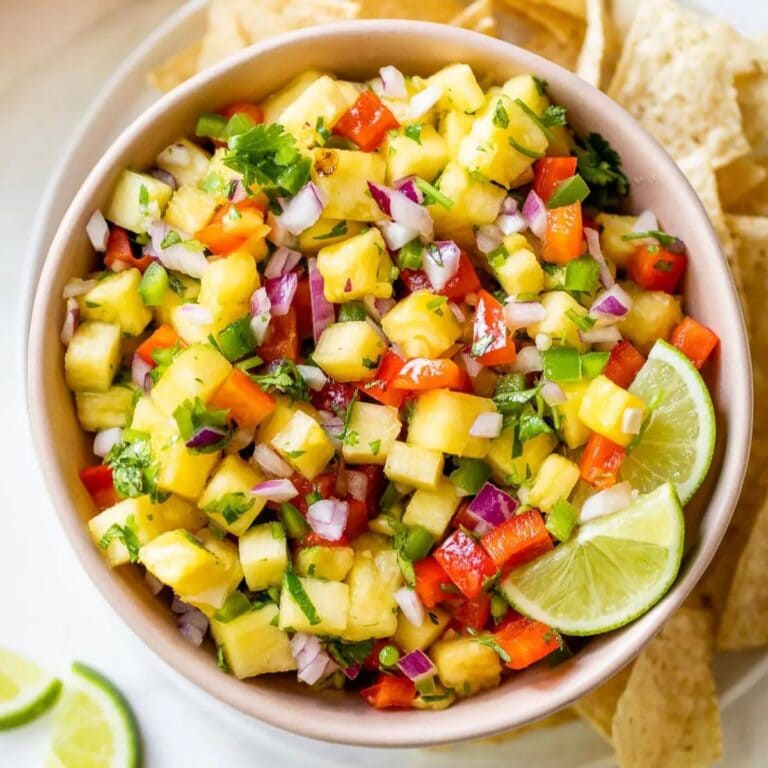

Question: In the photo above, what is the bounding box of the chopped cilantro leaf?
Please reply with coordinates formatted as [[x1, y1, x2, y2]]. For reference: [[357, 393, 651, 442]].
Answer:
[[283, 567, 321, 626], [172, 397, 231, 453], [369, 439, 381, 456], [576, 132, 629, 208], [313, 220, 347, 240], [415, 177, 454, 209], [98, 514, 141, 563], [508, 135, 545, 159], [160, 230, 182, 249], [202, 491, 255, 525], [249, 360, 309, 401], [493, 100, 510, 129], [315, 116, 332, 146], [105, 437, 167, 502], [150, 342, 182, 383], [621, 230, 679, 248], [541, 105, 567, 128], [404, 124, 423, 144], [565, 309, 596, 332]]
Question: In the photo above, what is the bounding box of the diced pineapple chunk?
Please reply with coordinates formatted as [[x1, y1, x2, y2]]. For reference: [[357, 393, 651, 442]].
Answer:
[[64, 322, 121, 392], [163, 185, 217, 234], [153, 273, 200, 326], [394, 606, 450, 653], [351, 531, 393, 555], [239, 522, 289, 591], [150, 344, 232, 415], [384, 441, 444, 490], [554, 381, 592, 449], [261, 70, 327, 123], [317, 228, 394, 302], [528, 454, 580, 513], [486, 431, 557, 486], [618, 281, 683, 354], [295, 545, 355, 581], [155, 138, 211, 187], [343, 550, 398, 642], [385, 124, 449, 184], [492, 234, 544, 297], [256, 395, 320, 445], [500, 75, 549, 116], [342, 402, 401, 465], [528, 291, 590, 351], [211, 603, 297, 679], [131, 395, 174, 435], [310, 148, 386, 221], [428, 161, 506, 248], [298, 218, 363, 251], [381, 292, 461, 359], [88, 494, 204, 566], [425, 64, 485, 113], [279, 575, 349, 636], [430, 633, 502, 697], [153, 434, 220, 500], [271, 410, 335, 480], [313, 321, 386, 382], [185, 529, 244, 613], [408, 389, 497, 459], [201, 148, 243, 200], [198, 250, 259, 307], [197, 455, 265, 535], [578, 375, 647, 447], [596, 214, 637, 268], [373, 549, 402, 592], [438, 110, 474, 156], [80, 269, 151, 336], [75, 385, 136, 431], [105, 170, 173, 234], [402, 477, 460, 539]]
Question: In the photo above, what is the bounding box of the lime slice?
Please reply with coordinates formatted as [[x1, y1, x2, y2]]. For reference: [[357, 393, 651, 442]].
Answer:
[[46, 662, 141, 768], [0, 647, 62, 729], [619, 339, 716, 505], [500, 483, 684, 635]]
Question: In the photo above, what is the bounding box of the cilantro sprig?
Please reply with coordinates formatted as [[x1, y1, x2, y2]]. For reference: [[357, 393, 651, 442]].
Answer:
[[576, 132, 629, 208], [202, 492, 255, 525], [249, 360, 309, 401], [105, 437, 167, 502], [98, 514, 141, 562]]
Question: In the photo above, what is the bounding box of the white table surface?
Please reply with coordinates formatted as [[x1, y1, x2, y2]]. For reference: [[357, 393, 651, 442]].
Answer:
[[2, 1, 767, 765]]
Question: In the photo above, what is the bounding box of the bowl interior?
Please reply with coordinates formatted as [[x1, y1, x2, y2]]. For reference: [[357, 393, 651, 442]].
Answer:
[[27, 20, 751, 747]]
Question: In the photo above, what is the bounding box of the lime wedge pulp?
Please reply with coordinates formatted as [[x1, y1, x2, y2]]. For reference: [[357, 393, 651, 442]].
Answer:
[[0, 647, 62, 729], [46, 662, 141, 768], [500, 483, 684, 635], [620, 339, 716, 505]]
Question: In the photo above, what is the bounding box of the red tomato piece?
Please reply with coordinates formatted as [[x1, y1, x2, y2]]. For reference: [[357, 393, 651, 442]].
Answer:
[[434, 529, 498, 600], [579, 434, 627, 489], [541, 203, 584, 265], [104, 227, 154, 272], [472, 290, 516, 367], [533, 157, 578, 203], [669, 316, 719, 369], [361, 674, 416, 709], [627, 244, 687, 293], [333, 91, 399, 152], [480, 510, 553, 569], [400, 252, 481, 300], [310, 380, 357, 415], [343, 498, 369, 541], [293, 277, 314, 341], [258, 307, 299, 362], [356, 350, 405, 408], [356, 464, 385, 515], [448, 593, 491, 634], [79, 465, 118, 510], [494, 614, 561, 670], [603, 340, 646, 389], [414, 556, 454, 608]]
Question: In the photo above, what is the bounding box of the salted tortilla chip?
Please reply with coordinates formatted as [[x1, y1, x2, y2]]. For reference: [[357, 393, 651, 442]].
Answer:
[[531, 0, 586, 20], [737, 70, 768, 160], [607, 0, 750, 169], [147, 43, 202, 93], [499, 0, 585, 44], [738, 168, 768, 216], [523, 26, 584, 71], [717, 157, 768, 210], [356, 0, 465, 22], [612, 608, 719, 768], [573, 663, 633, 743], [576, 0, 612, 88], [451, 0, 499, 37]]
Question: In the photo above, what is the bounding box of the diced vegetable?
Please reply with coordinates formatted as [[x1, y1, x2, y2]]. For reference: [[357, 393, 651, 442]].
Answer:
[[384, 441, 445, 491], [578, 375, 647, 447], [434, 529, 497, 600], [480, 510, 552, 569], [333, 90, 399, 152], [494, 615, 560, 670], [603, 339, 645, 388], [239, 523, 289, 591], [381, 292, 462, 359], [313, 321, 387, 382], [579, 434, 627, 489], [669, 316, 719, 369], [403, 478, 461, 539], [527, 454, 580, 513]]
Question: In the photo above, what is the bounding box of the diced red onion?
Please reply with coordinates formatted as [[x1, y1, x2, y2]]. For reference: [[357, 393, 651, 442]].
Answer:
[[229, 179, 247, 203], [622, 407, 644, 435], [177, 605, 208, 647], [369, 182, 433, 239], [249, 287, 272, 344], [379, 65, 408, 99], [469, 412, 503, 438], [368, 182, 394, 217], [423, 241, 460, 291], [307, 257, 335, 343], [93, 428, 123, 458], [394, 176, 424, 205], [590, 284, 632, 321], [496, 212, 528, 236], [476, 224, 504, 254], [62, 278, 97, 299], [522, 190, 547, 239], [252, 444, 293, 478], [251, 478, 299, 503], [461, 349, 484, 378], [319, 411, 345, 445], [298, 654, 336, 686], [394, 587, 425, 627], [343, 664, 361, 681], [535, 333, 553, 351], [226, 426, 256, 454], [266, 210, 299, 249], [344, 470, 369, 503], [179, 303, 212, 325], [541, 381, 567, 406], [580, 482, 634, 523], [364, 295, 396, 321], [579, 325, 622, 345], [149, 168, 177, 191], [397, 649, 436, 681], [131, 353, 153, 392], [633, 210, 658, 233], [584, 227, 614, 288], [265, 273, 298, 317], [278, 182, 327, 235], [378, 220, 420, 252], [297, 364, 327, 391], [186, 426, 228, 450], [290, 633, 336, 685], [511, 345, 543, 373], [307, 498, 349, 542], [60, 298, 79, 345], [144, 571, 164, 595], [504, 300, 546, 331], [265, 246, 302, 278], [86, 210, 109, 252], [468, 482, 518, 528], [501, 196, 519, 215], [410, 86, 441, 118], [171, 595, 193, 613], [150, 221, 209, 279]]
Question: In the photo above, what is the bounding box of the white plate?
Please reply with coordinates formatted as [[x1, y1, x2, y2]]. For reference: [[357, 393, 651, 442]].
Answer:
[[23, 1, 768, 765]]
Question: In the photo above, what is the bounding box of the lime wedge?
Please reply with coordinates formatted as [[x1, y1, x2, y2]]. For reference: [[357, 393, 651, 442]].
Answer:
[[0, 647, 61, 729], [500, 483, 684, 635], [46, 662, 141, 768], [619, 339, 716, 505]]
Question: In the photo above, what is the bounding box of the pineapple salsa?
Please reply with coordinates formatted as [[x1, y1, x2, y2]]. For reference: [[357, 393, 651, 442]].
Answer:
[[62, 63, 719, 710]]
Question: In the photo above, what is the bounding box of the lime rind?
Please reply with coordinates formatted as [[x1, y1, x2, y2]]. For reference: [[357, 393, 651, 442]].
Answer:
[[0, 647, 62, 730], [500, 483, 685, 636]]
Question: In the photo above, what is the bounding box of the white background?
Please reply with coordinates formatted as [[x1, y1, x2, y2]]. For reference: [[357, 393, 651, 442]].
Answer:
[[1, 1, 766, 765]]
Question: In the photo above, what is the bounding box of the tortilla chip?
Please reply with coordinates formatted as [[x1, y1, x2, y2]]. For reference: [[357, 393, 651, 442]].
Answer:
[[523, 26, 584, 71], [531, 0, 586, 20], [607, 0, 750, 169], [147, 43, 202, 93], [451, 0, 499, 37], [612, 608, 720, 768], [737, 169, 768, 216], [479, 708, 577, 743], [498, 0, 585, 44], [356, 0, 465, 22], [576, 0, 612, 88], [717, 157, 768, 210], [573, 663, 633, 743], [736, 69, 768, 160]]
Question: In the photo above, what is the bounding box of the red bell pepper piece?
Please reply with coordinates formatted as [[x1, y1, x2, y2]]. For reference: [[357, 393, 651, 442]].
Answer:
[[603, 340, 645, 389], [400, 251, 481, 300], [356, 464, 385, 515], [669, 316, 719, 369], [292, 277, 314, 341], [533, 157, 578, 204], [219, 101, 264, 124], [480, 510, 553, 569], [627, 244, 687, 293], [390, 358, 465, 391], [333, 91, 399, 152], [196, 198, 267, 255], [414, 556, 454, 607], [494, 614, 561, 670], [472, 290, 516, 367], [209, 369, 276, 430], [357, 350, 405, 408], [258, 307, 299, 363], [136, 324, 183, 366], [541, 203, 583, 265], [448, 594, 491, 634], [579, 434, 626, 489], [79, 465, 118, 510], [343, 498, 369, 541], [104, 226, 154, 272], [434, 529, 498, 600], [288, 473, 337, 515], [361, 674, 416, 709]]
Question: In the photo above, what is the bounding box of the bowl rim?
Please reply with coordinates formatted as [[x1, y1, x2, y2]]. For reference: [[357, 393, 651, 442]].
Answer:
[[27, 19, 753, 747]]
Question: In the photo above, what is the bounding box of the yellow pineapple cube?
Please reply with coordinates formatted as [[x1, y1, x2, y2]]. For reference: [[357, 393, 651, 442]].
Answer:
[[317, 228, 394, 302], [313, 321, 387, 382], [239, 522, 289, 591], [486, 431, 557, 486], [385, 124, 449, 184], [618, 281, 683, 354], [408, 389, 497, 459], [185, 529, 243, 613], [202, 148, 244, 200], [295, 546, 355, 581], [153, 273, 199, 326], [492, 234, 544, 297], [402, 477, 460, 539], [342, 402, 401, 465], [278, 575, 349, 636], [343, 550, 398, 642], [430, 633, 502, 697], [425, 64, 485, 113], [381, 292, 462, 359], [75, 385, 136, 432], [350, 532, 393, 556], [106, 170, 173, 234], [163, 185, 217, 234], [528, 454, 580, 513], [64, 322, 121, 392], [198, 250, 259, 307], [528, 291, 590, 351], [596, 214, 638, 268], [578, 375, 647, 447], [270, 410, 335, 480], [130, 395, 174, 435], [394, 606, 450, 653], [262, 70, 327, 123], [80, 269, 151, 337], [555, 381, 592, 449], [155, 138, 211, 187], [298, 218, 363, 251], [384, 441, 444, 490], [500, 75, 549, 116], [153, 434, 220, 500], [256, 396, 320, 446], [211, 603, 296, 679], [438, 110, 474, 156]]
